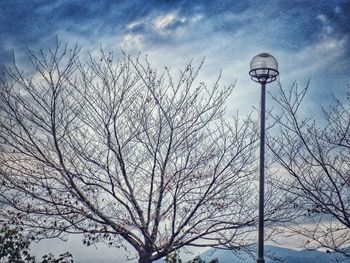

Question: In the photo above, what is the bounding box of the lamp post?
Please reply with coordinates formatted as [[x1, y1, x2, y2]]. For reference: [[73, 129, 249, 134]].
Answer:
[[249, 53, 279, 263]]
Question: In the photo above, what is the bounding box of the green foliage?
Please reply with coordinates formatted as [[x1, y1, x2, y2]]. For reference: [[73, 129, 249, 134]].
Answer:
[[0, 225, 35, 263], [188, 256, 219, 263], [0, 224, 73, 263], [189, 256, 205, 263], [40, 252, 73, 263], [165, 251, 182, 263]]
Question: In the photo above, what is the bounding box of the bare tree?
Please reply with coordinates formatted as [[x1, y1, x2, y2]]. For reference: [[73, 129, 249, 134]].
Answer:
[[0, 42, 262, 263], [269, 83, 350, 258]]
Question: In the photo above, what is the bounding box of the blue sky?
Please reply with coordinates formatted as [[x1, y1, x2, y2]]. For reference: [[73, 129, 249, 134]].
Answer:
[[1, 0, 350, 262], [1, 0, 349, 115]]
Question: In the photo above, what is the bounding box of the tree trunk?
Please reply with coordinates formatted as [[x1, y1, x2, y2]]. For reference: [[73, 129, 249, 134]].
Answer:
[[138, 254, 152, 263]]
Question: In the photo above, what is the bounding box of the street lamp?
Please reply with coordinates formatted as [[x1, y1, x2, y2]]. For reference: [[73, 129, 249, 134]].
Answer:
[[249, 53, 279, 263]]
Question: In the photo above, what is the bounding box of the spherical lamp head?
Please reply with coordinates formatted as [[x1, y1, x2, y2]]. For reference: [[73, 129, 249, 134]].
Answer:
[[249, 53, 279, 84]]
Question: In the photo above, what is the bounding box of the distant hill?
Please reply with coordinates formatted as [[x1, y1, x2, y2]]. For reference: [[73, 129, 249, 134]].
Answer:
[[158, 245, 350, 263]]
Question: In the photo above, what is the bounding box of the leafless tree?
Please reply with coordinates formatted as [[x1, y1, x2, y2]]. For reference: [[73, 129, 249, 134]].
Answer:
[[0, 42, 265, 263], [269, 83, 350, 259]]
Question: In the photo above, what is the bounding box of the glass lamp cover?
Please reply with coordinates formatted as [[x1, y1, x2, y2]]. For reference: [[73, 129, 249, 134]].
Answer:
[[249, 53, 279, 83], [250, 53, 278, 72]]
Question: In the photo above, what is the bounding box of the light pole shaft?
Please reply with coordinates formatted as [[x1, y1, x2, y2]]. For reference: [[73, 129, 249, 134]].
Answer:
[[257, 83, 266, 263]]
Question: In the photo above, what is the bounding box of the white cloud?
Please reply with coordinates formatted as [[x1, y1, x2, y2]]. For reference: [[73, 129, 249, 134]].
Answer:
[[190, 14, 204, 23], [321, 35, 347, 51], [316, 13, 340, 41], [278, 34, 348, 84], [278, 12, 348, 83], [316, 14, 327, 23], [334, 6, 342, 14], [126, 21, 144, 30], [121, 33, 144, 49], [152, 13, 178, 30]]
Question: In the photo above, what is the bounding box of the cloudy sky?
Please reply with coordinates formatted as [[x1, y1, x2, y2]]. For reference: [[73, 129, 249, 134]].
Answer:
[[1, 0, 349, 262], [1, 0, 349, 113]]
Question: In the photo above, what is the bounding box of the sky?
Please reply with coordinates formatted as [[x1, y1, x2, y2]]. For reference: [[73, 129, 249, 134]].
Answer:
[[1, 0, 349, 114], [1, 0, 349, 262]]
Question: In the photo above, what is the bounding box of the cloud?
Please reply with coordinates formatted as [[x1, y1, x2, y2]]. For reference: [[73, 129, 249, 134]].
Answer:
[[123, 10, 202, 45], [285, 11, 349, 78], [334, 5, 342, 14], [121, 33, 145, 49], [152, 13, 178, 30], [1, 1, 349, 116]]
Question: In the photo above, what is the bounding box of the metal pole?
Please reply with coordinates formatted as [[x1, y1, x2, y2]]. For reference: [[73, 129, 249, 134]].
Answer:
[[257, 82, 266, 263]]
